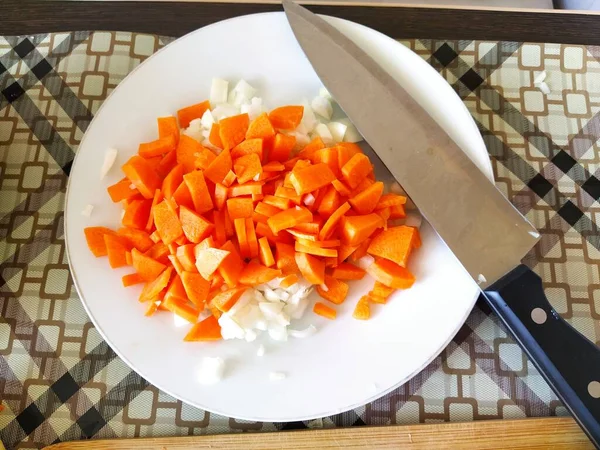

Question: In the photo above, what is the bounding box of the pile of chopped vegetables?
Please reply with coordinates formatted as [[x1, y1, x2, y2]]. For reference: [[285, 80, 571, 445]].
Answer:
[[83, 79, 421, 344]]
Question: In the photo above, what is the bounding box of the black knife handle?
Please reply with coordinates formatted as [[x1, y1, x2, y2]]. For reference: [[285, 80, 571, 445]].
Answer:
[[483, 264, 600, 448]]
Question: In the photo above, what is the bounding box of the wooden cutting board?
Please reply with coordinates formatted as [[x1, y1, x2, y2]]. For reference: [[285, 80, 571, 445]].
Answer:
[[44, 417, 592, 449]]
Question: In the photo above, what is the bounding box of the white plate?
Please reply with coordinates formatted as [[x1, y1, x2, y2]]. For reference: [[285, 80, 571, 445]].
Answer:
[[65, 12, 492, 421]]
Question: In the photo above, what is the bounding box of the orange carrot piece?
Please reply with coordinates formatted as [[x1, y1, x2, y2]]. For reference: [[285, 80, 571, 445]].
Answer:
[[131, 248, 167, 281], [341, 153, 373, 189], [294, 221, 321, 235], [337, 244, 358, 263], [175, 244, 196, 272], [376, 193, 407, 209], [330, 262, 366, 280], [275, 186, 302, 205], [312, 147, 339, 177], [298, 137, 326, 159], [227, 197, 254, 220], [286, 229, 317, 241], [294, 242, 338, 258], [268, 105, 303, 130], [211, 287, 248, 312], [336, 142, 362, 168], [156, 149, 178, 178], [331, 179, 352, 197], [122, 155, 161, 199], [340, 213, 384, 246], [204, 148, 232, 184], [139, 267, 173, 302], [353, 296, 371, 320], [122, 273, 144, 287], [376, 207, 391, 226], [279, 273, 299, 288], [181, 271, 210, 307], [234, 217, 249, 258], [178, 205, 213, 244], [296, 238, 340, 248], [165, 274, 187, 303], [223, 209, 235, 238], [263, 195, 291, 210], [319, 202, 351, 241], [172, 180, 194, 211], [177, 100, 210, 128], [107, 178, 139, 203], [239, 261, 281, 285], [367, 225, 417, 267], [316, 275, 349, 305], [389, 204, 406, 219], [158, 116, 179, 143], [233, 153, 262, 184], [269, 133, 296, 162], [349, 181, 384, 215], [122, 199, 152, 230], [145, 189, 163, 232], [289, 163, 336, 195], [84, 226, 116, 257], [167, 255, 185, 277], [183, 170, 213, 214], [104, 234, 129, 268], [195, 248, 230, 280], [184, 315, 222, 341], [219, 113, 249, 150], [218, 240, 244, 287], [245, 218, 259, 259], [176, 134, 203, 173], [229, 182, 262, 197], [117, 227, 154, 252], [246, 112, 276, 140], [231, 138, 263, 161], [349, 237, 371, 262], [369, 281, 395, 304], [161, 164, 183, 201], [209, 123, 223, 149], [145, 241, 170, 263], [262, 161, 286, 172], [139, 135, 177, 158], [194, 146, 217, 171], [258, 236, 275, 267], [275, 242, 299, 274], [295, 251, 325, 285], [367, 259, 415, 289], [267, 207, 313, 234], [153, 200, 183, 245], [163, 296, 200, 323], [214, 183, 228, 210], [222, 170, 237, 187], [317, 186, 341, 217], [313, 302, 336, 320]]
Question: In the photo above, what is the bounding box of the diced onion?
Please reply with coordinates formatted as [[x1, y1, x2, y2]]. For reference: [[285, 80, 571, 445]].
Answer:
[[210, 78, 229, 105], [327, 122, 347, 143], [311, 96, 333, 120], [197, 357, 225, 385], [81, 204, 94, 218], [303, 193, 315, 206], [533, 71, 546, 84], [257, 344, 265, 357], [301, 101, 318, 132], [319, 283, 329, 292], [314, 123, 333, 145], [100, 148, 118, 180], [356, 255, 375, 270], [337, 118, 363, 143], [200, 109, 215, 130], [319, 87, 332, 99], [288, 325, 317, 339]]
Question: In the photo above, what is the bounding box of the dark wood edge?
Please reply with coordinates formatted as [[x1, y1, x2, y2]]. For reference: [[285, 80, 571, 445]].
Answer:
[[4, 0, 600, 44]]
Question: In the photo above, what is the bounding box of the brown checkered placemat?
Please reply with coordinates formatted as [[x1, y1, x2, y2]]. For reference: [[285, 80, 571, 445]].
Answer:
[[1, 31, 599, 450]]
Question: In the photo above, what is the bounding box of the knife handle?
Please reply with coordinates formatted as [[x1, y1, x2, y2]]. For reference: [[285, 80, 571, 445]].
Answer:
[[483, 264, 600, 448]]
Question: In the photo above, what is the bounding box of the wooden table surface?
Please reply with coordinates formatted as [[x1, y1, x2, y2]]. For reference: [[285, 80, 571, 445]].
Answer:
[[4, 0, 600, 44]]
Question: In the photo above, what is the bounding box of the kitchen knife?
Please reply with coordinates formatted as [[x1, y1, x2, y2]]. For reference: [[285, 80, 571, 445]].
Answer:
[[283, 1, 600, 446]]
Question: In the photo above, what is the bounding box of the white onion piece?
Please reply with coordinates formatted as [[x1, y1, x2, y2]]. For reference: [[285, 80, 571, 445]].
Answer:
[[405, 213, 422, 229], [301, 100, 318, 132], [356, 255, 375, 270], [337, 118, 363, 143], [538, 82, 550, 94], [303, 193, 316, 206], [200, 109, 215, 129], [319, 283, 329, 292], [268, 324, 288, 341], [197, 357, 225, 385], [233, 79, 257, 101], [319, 87, 332, 99], [257, 344, 266, 357], [327, 122, 347, 143], [173, 314, 190, 328], [212, 103, 239, 121], [244, 329, 258, 342], [210, 78, 228, 105], [314, 123, 333, 145], [81, 204, 94, 218], [311, 96, 333, 120], [269, 371, 286, 381], [259, 301, 284, 319], [183, 127, 203, 143], [100, 148, 118, 180], [289, 325, 317, 339], [290, 298, 310, 319], [533, 71, 546, 84]]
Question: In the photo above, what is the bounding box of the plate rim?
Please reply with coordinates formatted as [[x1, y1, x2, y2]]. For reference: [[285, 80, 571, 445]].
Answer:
[[65, 12, 491, 421]]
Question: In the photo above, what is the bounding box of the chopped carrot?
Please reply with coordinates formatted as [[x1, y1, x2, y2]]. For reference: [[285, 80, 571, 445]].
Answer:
[[367, 259, 415, 289], [181, 271, 210, 307], [295, 242, 338, 258], [84, 227, 116, 257], [122, 155, 161, 199], [219, 113, 249, 150], [313, 302, 336, 320], [316, 276, 349, 305], [218, 240, 244, 287], [275, 186, 302, 205], [389, 204, 406, 219], [231, 138, 263, 161], [184, 315, 222, 341], [369, 281, 395, 304], [330, 262, 366, 280], [104, 234, 130, 268], [139, 267, 173, 302], [262, 161, 286, 172], [176, 244, 196, 272], [233, 153, 262, 184], [349, 181, 383, 215], [177, 100, 210, 128], [194, 146, 217, 170], [222, 169, 237, 187], [258, 236, 275, 267], [319, 202, 351, 241], [211, 287, 248, 312], [131, 248, 167, 281], [376, 193, 407, 209], [122, 273, 144, 287], [245, 218, 259, 258], [214, 183, 228, 210], [268, 106, 303, 130], [341, 153, 372, 189], [350, 237, 371, 262], [176, 135, 203, 173], [239, 261, 281, 285], [298, 137, 325, 158], [209, 123, 223, 149], [289, 163, 336, 195], [183, 170, 213, 214], [367, 225, 417, 268], [163, 295, 200, 323], [117, 227, 154, 252], [179, 205, 213, 244], [270, 133, 296, 162], [352, 296, 371, 320], [204, 148, 232, 184], [279, 273, 299, 288], [246, 112, 276, 140], [195, 248, 230, 279], [107, 178, 139, 203], [229, 182, 262, 197], [158, 116, 179, 143], [157, 149, 178, 178], [317, 185, 341, 217], [153, 200, 183, 245], [340, 213, 384, 246], [295, 252, 325, 285], [275, 242, 299, 274], [331, 179, 352, 197], [227, 197, 254, 220], [268, 207, 313, 234], [172, 180, 194, 210], [263, 195, 291, 210], [234, 217, 249, 258], [161, 164, 183, 202], [139, 135, 177, 158], [312, 147, 339, 177]]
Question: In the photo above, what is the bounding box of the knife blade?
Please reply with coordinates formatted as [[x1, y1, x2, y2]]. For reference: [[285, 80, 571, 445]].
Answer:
[[283, 2, 600, 446]]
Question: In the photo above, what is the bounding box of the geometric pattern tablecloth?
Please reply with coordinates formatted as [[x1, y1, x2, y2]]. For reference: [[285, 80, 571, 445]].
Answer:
[[1, 31, 599, 449]]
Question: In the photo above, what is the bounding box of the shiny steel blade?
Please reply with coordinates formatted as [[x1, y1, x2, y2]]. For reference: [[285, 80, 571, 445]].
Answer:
[[283, 1, 539, 288]]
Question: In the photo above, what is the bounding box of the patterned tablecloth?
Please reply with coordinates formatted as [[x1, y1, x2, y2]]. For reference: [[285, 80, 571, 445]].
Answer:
[[1, 31, 599, 450]]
